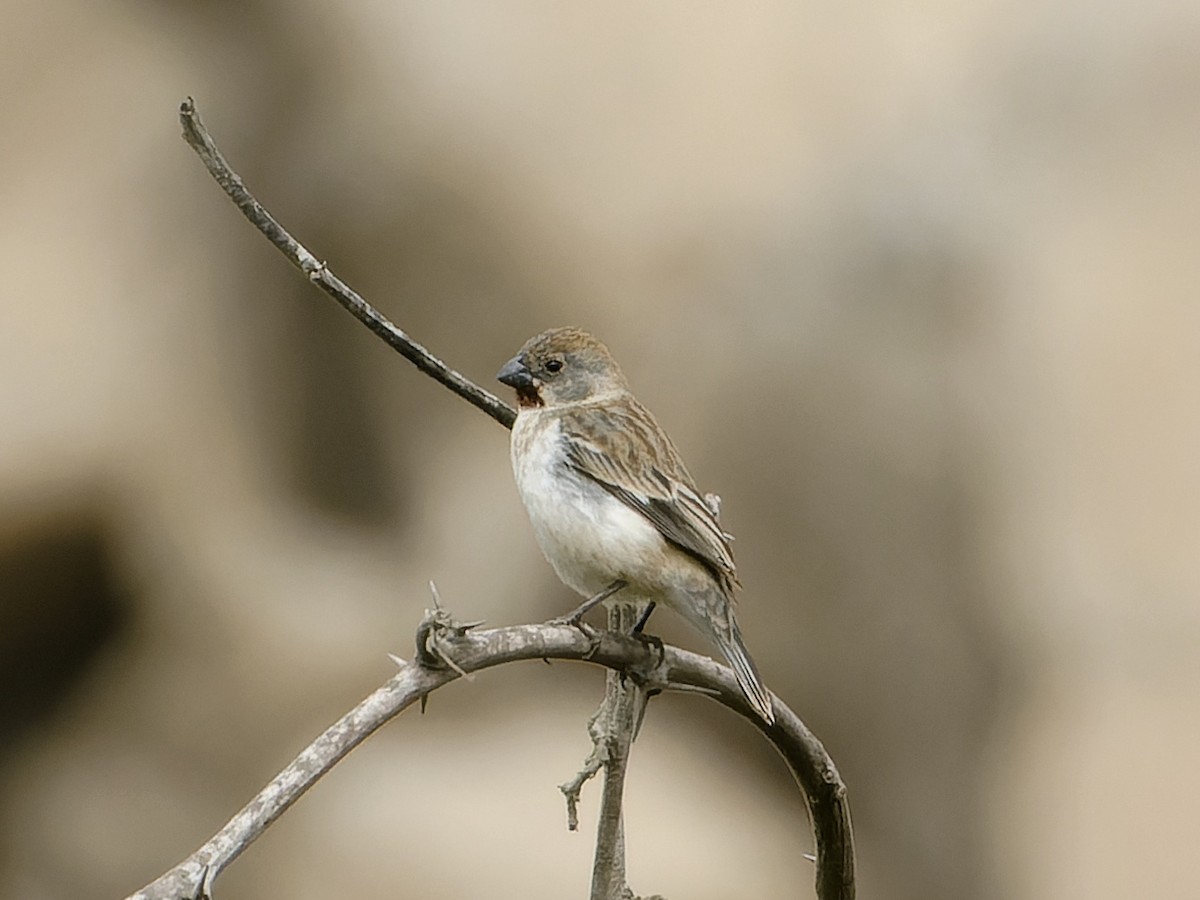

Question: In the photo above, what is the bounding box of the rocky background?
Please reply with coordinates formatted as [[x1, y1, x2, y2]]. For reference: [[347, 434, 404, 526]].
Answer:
[[1, 3, 1197, 899]]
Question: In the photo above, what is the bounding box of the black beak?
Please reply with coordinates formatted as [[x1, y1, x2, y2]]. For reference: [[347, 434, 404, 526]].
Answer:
[[497, 356, 535, 390]]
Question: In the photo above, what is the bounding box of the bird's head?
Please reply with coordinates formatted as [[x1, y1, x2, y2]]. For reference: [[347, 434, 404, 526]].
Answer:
[[497, 327, 629, 409]]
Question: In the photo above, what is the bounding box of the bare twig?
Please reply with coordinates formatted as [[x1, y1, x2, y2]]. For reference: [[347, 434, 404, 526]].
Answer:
[[125, 608, 853, 900], [178, 97, 516, 430], [589, 603, 649, 900], [559, 706, 607, 832], [558, 606, 652, 899]]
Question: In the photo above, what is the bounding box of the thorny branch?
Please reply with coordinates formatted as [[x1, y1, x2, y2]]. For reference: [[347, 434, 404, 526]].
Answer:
[[126, 609, 852, 900], [164, 97, 856, 900]]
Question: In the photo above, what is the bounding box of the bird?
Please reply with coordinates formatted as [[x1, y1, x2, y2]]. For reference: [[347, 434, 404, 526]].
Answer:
[[496, 327, 775, 724]]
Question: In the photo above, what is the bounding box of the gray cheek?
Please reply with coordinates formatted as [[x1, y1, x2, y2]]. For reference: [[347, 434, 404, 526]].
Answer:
[[551, 376, 593, 403]]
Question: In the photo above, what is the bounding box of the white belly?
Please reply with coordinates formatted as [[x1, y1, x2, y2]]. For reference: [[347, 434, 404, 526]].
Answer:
[[511, 411, 669, 598]]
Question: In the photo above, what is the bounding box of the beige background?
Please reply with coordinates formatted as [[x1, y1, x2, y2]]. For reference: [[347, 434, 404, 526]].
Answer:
[[1, 3, 1197, 899]]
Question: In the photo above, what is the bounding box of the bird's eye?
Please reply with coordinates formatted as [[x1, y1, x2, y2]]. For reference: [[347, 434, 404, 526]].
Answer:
[[544, 358, 564, 374]]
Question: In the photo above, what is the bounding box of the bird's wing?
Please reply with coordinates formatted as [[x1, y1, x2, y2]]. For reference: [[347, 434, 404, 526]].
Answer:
[[559, 398, 737, 589]]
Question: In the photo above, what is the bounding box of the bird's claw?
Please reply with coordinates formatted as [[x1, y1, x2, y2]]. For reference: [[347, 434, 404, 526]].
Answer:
[[633, 630, 666, 668]]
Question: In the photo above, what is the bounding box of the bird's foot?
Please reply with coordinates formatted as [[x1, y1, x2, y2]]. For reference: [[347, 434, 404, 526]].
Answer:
[[631, 600, 657, 634], [632, 629, 667, 668]]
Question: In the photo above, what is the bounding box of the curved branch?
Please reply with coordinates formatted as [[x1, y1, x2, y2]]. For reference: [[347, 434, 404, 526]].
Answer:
[[173, 98, 855, 900], [178, 97, 516, 430], [125, 612, 853, 900]]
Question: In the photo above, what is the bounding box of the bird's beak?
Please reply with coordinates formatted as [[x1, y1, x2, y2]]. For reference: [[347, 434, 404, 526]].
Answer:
[[497, 356, 535, 390]]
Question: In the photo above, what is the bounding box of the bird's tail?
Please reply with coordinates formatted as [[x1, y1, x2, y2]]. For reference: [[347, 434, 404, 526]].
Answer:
[[713, 615, 775, 725]]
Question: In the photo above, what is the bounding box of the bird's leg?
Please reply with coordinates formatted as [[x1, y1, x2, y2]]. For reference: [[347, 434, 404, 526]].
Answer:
[[548, 579, 628, 628], [631, 600, 656, 634], [630, 601, 666, 669]]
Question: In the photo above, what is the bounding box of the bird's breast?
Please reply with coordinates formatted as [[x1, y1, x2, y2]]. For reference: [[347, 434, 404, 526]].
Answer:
[[510, 411, 667, 597]]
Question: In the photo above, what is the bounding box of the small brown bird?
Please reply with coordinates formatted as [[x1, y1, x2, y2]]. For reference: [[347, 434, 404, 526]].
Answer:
[[497, 327, 774, 723]]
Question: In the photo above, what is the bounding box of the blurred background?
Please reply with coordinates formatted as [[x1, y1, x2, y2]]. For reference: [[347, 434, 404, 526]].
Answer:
[[1, 2, 1197, 898]]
